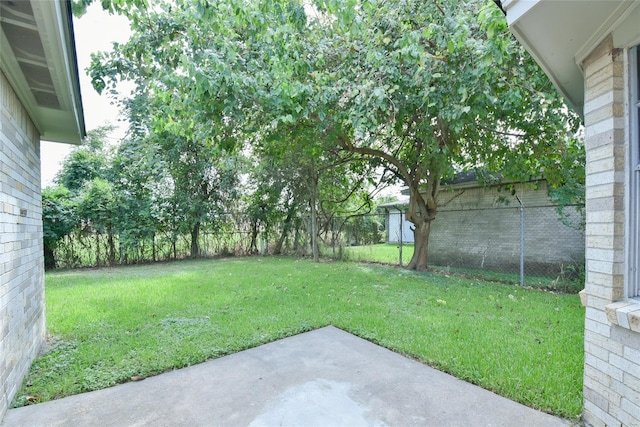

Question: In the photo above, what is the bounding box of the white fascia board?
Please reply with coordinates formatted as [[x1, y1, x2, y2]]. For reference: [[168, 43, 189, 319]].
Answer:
[[51, 0, 85, 144], [612, 3, 640, 49], [502, 0, 540, 26], [575, 0, 639, 66]]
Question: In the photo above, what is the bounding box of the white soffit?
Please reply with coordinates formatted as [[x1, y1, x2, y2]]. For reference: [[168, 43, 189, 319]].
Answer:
[[0, 0, 85, 144], [504, 0, 637, 115]]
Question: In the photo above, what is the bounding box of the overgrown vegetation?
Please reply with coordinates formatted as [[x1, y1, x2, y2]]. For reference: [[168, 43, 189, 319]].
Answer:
[[43, 124, 386, 269], [14, 257, 584, 419]]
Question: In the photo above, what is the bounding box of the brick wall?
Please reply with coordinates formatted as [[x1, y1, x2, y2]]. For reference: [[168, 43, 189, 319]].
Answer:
[[0, 70, 45, 420], [430, 180, 584, 274], [582, 35, 640, 426]]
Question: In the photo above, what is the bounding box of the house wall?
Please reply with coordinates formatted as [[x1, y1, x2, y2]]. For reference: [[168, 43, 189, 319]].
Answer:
[[0, 70, 45, 419], [581, 35, 640, 427]]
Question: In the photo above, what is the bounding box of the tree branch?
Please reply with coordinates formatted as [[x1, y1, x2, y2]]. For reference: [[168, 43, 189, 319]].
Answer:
[[439, 188, 465, 208], [337, 136, 413, 189], [475, 122, 527, 138]]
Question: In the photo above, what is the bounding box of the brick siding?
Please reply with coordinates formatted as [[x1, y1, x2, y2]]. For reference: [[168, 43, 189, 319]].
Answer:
[[430, 181, 584, 274], [582, 35, 640, 427], [388, 180, 585, 275], [0, 70, 45, 420]]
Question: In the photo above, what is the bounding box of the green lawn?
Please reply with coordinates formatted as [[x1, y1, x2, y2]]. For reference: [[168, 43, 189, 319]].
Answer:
[[15, 257, 584, 420], [340, 243, 584, 293], [339, 242, 413, 265]]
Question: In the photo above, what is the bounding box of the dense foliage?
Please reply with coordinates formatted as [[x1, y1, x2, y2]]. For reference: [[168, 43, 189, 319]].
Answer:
[[43, 126, 382, 268], [53, 0, 585, 270]]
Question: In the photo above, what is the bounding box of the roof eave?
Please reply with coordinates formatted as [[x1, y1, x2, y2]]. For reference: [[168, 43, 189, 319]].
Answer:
[[51, 0, 86, 144], [0, 0, 86, 145], [503, 0, 639, 117]]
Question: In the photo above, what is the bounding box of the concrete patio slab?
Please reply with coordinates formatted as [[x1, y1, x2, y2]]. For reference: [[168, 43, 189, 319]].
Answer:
[[1, 326, 571, 427]]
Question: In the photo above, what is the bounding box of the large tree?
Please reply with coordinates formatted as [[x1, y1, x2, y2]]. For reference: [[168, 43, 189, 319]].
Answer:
[[109, 136, 166, 262], [88, 0, 328, 259], [253, 120, 379, 260], [295, 0, 582, 270], [89, 0, 253, 257]]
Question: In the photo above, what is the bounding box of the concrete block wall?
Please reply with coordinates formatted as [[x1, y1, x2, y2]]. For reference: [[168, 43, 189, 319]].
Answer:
[[428, 180, 585, 274], [0, 70, 45, 420], [581, 35, 640, 426]]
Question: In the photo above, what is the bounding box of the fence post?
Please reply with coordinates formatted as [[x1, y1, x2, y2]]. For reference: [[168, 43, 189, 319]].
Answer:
[[516, 195, 524, 286]]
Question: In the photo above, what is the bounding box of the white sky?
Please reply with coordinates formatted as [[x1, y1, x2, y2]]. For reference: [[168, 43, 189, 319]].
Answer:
[[40, 4, 131, 187]]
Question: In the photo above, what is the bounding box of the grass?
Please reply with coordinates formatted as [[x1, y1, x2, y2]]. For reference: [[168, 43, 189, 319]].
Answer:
[[340, 243, 584, 293], [15, 257, 584, 420], [339, 242, 413, 265]]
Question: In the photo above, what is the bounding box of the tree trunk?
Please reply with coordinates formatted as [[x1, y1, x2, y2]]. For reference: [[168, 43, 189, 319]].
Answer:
[[152, 233, 157, 262], [274, 208, 294, 255], [274, 230, 287, 255], [95, 232, 101, 267], [44, 245, 56, 270], [249, 220, 259, 254], [405, 165, 440, 271], [407, 219, 432, 271], [118, 234, 126, 264], [310, 193, 319, 262], [173, 238, 177, 260], [190, 222, 201, 257], [107, 228, 116, 265], [308, 164, 320, 262]]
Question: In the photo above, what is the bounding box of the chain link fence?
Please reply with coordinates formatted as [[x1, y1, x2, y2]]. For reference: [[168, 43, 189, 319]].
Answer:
[[51, 204, 584, 292], [359, 203, 585, 292]]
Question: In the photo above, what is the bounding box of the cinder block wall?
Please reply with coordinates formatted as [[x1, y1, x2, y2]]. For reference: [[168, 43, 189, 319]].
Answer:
[[582, 35, 640, 426], [428, 181, 585, 273], [0, 70, 45, 420]]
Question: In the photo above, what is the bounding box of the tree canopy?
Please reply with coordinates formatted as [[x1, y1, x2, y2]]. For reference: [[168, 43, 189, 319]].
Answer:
[[80, 0, 584, 270], [296, 0, 583, 269]]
